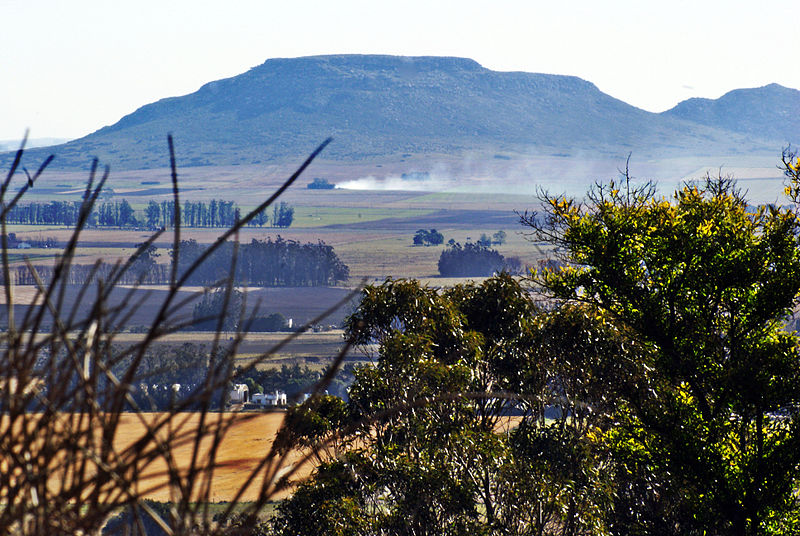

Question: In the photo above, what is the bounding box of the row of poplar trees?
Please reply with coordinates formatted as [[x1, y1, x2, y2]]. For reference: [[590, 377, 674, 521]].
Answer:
[[1, 199, 294, 228]]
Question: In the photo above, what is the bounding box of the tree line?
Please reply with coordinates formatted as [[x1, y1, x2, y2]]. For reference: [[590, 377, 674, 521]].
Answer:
[[105, 345, 350, 412], [437, 240, 522, 276], [2, 199, 293, 228], [175, 237, 349, 286], [6, 236, 349, 288]]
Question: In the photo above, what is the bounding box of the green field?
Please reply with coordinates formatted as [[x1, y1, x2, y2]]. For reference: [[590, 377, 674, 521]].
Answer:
[[5, 180, 548, 280]]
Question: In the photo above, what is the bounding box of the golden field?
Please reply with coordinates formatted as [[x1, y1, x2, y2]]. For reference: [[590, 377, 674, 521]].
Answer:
[[1, 410, 523, 506], [1, 411, 313, 504]]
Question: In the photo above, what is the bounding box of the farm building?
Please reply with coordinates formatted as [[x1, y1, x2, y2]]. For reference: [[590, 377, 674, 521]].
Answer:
[[229, 384, 249, 404], [251, 390, 287, 407]]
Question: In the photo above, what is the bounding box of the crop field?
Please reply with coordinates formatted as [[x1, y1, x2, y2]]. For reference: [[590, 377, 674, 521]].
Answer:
[[0, 285, 360, 334], [108, 411, 309, 502], [5, 200, 548, 274], [0, 412, 312, 503], [3, 410, 523, 506], [1, 164, 558, 338]]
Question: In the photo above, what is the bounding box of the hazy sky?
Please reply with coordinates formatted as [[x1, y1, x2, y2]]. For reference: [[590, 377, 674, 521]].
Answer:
[[2, 0, 798, 141]]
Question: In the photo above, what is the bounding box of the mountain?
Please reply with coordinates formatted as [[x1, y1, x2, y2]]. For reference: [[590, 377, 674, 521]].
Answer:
[[662, 83, 800, 144], [2, 55, 792, 171]]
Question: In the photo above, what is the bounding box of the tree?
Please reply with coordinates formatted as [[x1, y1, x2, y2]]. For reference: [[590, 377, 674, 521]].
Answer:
[[426, 228, 444, 245], [191, 288, 243, 331], [274, 201, 294, 228], [307, 177, 336, 189], [437, 241, 508, 276], [172, 237, 349, 287], [243, 377, 263, 395], [523, 169, 800, 534], [248, 312, 288, 332], [252, 207, 269, 227], [413, 228, 444, 246], [273, 275, 620, 535], [492, 230, 506, 245], [130, 242, 159, 280], [145, 200, 161, 228], [118, 199, 136, 227]]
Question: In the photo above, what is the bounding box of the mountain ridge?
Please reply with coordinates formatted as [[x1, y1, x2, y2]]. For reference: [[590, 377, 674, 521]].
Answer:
[[662, 83, 800, 143], [3, 55, 795, 171]]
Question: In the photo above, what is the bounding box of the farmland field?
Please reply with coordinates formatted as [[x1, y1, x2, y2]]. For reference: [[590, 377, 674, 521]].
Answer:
[[109, 411, 308, 502], [4, 184, 547, 281], [6, 152, 773, 333], [111, 329, 356, 366], [1, 168, 554, 337], [2, 410, 523, 506], [0, 412, 312, 503], [0, 285, 361, 336]]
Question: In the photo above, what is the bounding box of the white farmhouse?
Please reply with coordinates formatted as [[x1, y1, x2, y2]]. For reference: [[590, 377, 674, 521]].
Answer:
[[251, 390, 287, 407]]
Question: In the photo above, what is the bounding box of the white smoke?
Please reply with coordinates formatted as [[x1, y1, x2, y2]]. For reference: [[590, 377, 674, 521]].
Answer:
[[336, 173, 457, 192], [332, 152, 785, 201]]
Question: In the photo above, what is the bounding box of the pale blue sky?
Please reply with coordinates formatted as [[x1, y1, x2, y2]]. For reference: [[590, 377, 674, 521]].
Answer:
[[2, 0, 798, 141]]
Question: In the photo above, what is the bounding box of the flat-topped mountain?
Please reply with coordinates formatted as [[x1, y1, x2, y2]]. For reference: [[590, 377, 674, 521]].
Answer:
[[3, 55, 795, 170]]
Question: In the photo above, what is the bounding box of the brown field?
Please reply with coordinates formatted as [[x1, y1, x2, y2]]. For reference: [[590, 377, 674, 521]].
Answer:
[[1, 411, 311, 503], [3, 411, 523, 505], [112, 412, 521, 502], [109, 411, 310, 502]]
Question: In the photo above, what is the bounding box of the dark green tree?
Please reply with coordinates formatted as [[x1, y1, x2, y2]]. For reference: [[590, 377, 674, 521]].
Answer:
[[274, 201, 294, 228], [273, 275, 621, 535], [413, 228, 445, 246], [437, 241, 507, 276], [145, 200, 161, 228], [118, 199, 136, 227], [191, 288, 243, 332]]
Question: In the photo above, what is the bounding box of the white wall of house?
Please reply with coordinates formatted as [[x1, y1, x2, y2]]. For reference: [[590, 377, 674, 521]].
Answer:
[[229, 383, 249, 403]]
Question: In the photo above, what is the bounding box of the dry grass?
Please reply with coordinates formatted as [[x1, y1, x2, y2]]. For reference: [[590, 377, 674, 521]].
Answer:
[[106, 412, 312, 502], [0, 412, 313, 504]]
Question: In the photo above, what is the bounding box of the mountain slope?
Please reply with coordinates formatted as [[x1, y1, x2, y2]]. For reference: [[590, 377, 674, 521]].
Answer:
[[662, 83, 800, 144], [3, 55, 788, 170]]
